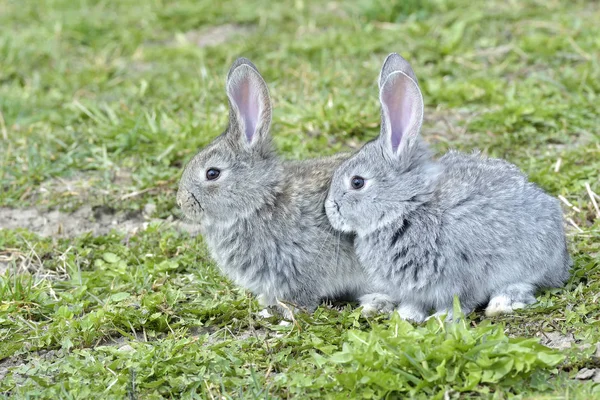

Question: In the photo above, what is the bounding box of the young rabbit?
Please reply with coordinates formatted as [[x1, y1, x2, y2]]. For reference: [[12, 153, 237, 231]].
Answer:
[[177, 58, 393, 317], [325, 53, 572, 322]]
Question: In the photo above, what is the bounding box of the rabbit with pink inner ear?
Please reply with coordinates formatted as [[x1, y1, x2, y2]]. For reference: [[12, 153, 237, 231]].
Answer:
[[325, 53, 572, 322], [177, 58, 394, 318]]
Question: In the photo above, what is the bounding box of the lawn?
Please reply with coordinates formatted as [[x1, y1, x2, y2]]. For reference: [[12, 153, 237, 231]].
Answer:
[[1, 0, 599, 398]]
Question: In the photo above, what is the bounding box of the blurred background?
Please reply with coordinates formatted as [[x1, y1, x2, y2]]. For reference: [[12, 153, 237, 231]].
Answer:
[[1, 0, 598, 223]]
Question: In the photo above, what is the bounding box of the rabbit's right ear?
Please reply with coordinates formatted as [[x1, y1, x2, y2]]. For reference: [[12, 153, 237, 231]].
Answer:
[[225, 58, 272, 150], [378, 55, 423, 158]]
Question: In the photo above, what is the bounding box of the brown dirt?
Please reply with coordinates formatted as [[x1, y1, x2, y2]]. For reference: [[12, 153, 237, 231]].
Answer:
[[0, 205, 200, 239], [0, 205, 201, 277], [537, 330, 578, 350], [175, 24, 256, 48]]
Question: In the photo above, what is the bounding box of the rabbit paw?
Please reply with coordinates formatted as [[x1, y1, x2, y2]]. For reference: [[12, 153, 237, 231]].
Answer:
[[485, 295, 531, 316], [256, 303, 298, 321], [359, 293, 396, 316], [257, 308, 274, 318], [257, 293, 274, 307], [486, 283, 537, 317], [256, 294, 301, 320], [396, 303, 427, 323]]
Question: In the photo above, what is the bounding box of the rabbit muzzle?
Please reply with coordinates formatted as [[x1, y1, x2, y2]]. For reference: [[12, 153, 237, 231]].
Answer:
[[325, 197, 349, 232], [176, 188, 204, 221]]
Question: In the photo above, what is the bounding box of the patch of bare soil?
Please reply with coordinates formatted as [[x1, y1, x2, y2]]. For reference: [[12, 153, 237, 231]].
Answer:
[[175, 24, 256, 48], [0, 354, 23, 382], [0, 349, 66, 383], [0, 205, 201, 278], [537, 331, 578, 350], [0, 205, 201, 238]]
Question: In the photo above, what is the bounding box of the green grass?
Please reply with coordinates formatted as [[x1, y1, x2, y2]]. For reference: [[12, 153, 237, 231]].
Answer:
[[1, 0, 599, 398]]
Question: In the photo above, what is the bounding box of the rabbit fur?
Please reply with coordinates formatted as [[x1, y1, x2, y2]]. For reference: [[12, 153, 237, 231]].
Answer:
[[325, 53, 572, 322], [177, 58, 394, 317]]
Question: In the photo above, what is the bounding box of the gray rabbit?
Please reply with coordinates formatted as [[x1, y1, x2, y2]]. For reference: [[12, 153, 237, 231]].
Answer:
[[177, 58, 393, 317], [325, 53, 572, 322]]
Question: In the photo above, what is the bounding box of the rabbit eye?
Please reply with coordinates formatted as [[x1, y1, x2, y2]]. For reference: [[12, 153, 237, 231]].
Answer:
[[350, 176, 365, 190], [206, 168, 221, 181]]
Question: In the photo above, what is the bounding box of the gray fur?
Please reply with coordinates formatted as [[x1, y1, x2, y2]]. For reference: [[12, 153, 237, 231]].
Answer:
[[325, 53, 572, 321], [378, 52, 419, 89], [177, 58, 392, 316]]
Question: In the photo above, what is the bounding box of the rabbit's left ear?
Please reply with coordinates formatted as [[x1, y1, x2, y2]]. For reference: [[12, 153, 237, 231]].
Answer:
[[225, 58, 272, 149], [378, 55, 423, 157]]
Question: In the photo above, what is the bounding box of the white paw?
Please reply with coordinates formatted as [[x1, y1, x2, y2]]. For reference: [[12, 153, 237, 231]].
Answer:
[[396, 304, 426, 323], [359, 293, 395, 317], [485, 295, 515, 317], [257, 293, 272, 307], [257, 308, 273, 318], [361, 303, 380, 317]]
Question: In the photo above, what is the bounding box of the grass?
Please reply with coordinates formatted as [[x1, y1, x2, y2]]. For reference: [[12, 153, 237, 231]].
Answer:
[[1, 0, 599, 398]]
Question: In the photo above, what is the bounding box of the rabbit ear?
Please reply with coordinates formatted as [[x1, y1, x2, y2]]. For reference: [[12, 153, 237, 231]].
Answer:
[[378, 53, 419, 90], [226, 57, 261, 81], [379, 63, 423, 156], [226, 58, 272, 147]]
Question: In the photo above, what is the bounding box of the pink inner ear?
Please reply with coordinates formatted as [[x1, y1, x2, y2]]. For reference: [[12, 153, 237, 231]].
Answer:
[[381, 74, 419, 153], [230, 76, 261, 142]]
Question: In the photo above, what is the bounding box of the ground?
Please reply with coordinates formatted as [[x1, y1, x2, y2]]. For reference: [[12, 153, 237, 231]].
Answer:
[[1, 0, 599, 398]]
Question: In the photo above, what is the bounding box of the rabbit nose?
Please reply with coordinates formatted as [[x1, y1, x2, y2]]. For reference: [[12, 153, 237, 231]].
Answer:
[[334, 200, 341, 212]]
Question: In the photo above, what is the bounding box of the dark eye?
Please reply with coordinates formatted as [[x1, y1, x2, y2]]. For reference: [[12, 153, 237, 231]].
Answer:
[[351, 176, 365, 190], [206, 168, 220, 181]]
